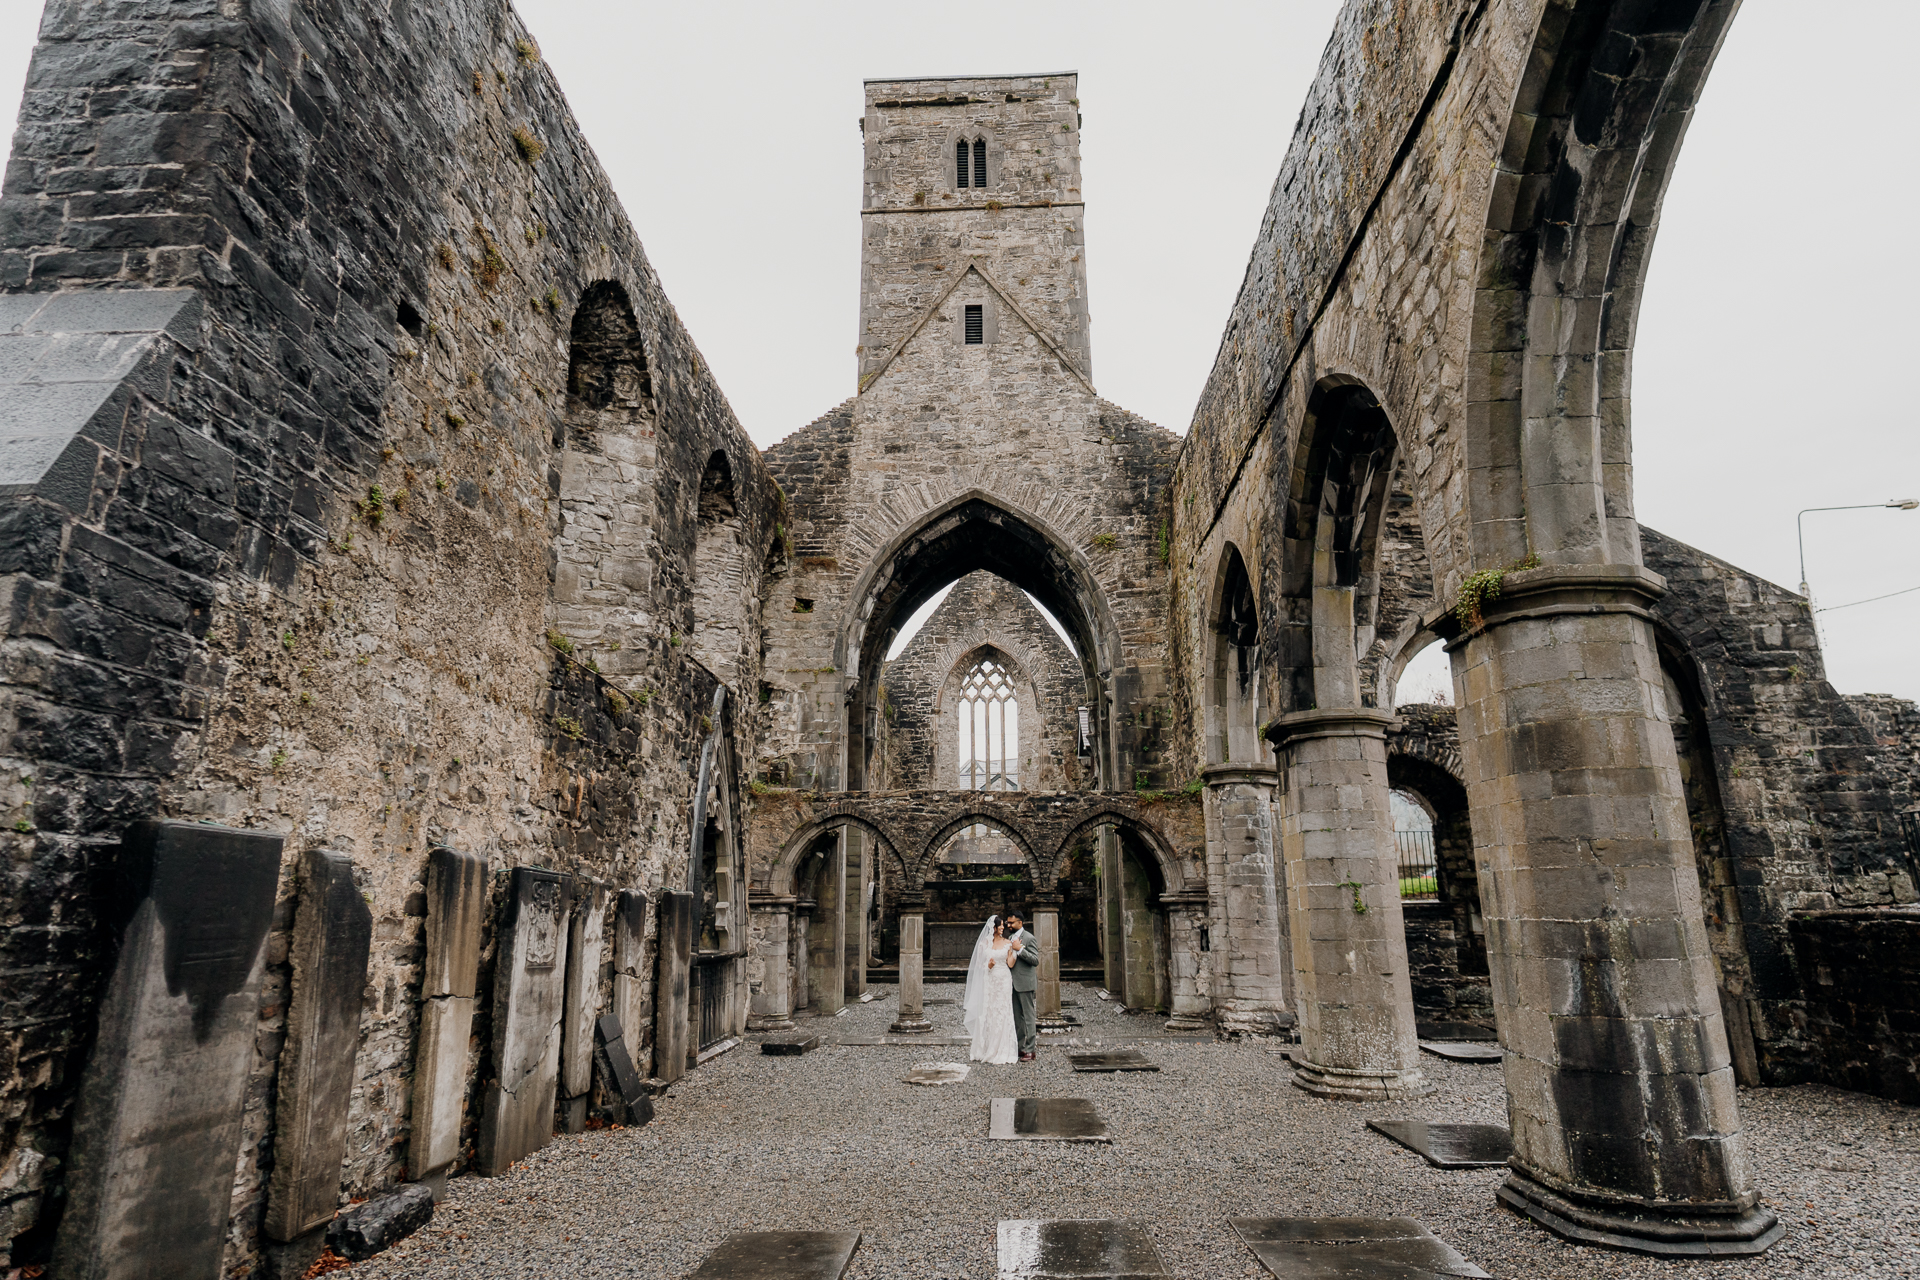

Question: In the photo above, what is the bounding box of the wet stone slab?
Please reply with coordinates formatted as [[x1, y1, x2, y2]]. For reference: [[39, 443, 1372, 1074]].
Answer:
[[1068, 1050, 1159, 1073], [989, 1097, 1110, 1143], [905, 1062, 970, 1086], [1418, 1041, 1502, 1063], [689, 1230, 862, 1279], [761, 1035, 820, 1055], [997, 1219, 1169, 1278], [1229, 1217, 1489, 1278], [1366, 1121, 1513, 1169]]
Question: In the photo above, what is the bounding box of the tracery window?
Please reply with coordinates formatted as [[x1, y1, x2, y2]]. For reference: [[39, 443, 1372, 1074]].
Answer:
[[957, 655, 1019, 790], [956, 136, 987, 189]]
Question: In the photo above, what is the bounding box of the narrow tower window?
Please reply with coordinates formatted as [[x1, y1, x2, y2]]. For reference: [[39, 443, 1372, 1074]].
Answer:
[[964, 305, 983, 344], [956, 138, 970, 188], [972, 137, 987, 188]]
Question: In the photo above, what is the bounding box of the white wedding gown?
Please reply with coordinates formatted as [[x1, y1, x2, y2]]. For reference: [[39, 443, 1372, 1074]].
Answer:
[[967, 940, 1019, 1064]]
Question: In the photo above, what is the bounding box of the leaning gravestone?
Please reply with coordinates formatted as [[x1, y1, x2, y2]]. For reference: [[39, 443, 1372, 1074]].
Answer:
[[264, 849, 374, 1247], [53, 820, 282, 1280], [595, 1012, 654, 1125], [559, 877, 608, 1132], [478, 867, 572, 1175]]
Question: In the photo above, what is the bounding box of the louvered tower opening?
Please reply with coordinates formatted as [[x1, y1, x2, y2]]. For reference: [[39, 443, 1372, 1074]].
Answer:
[[972, 137, 987, 188], [956, 138, 970, 188], [964, 305, 983, 344]]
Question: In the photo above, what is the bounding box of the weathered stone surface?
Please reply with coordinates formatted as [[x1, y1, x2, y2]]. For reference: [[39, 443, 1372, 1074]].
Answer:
[[410, 846, 488, 1183], [904, 1062, 969, 1086], [761, 1034, 822, 1056], [654, 890, 696, 1084], [53, 820, 281, 1280], [324, 1183, 434, 1262], [1788, 908, 1920, 1104], [988, 1097, 1109, 1143], [1229, 1217, 1487, 1279], [478, 868, 572, 1176], [1067, 1050, 1158, 1073], [689, 1230, 861, 1280], [997, 1219, 1169, 1279], [264, 849, 373, 1243], [559, 877, 608, 1133], [594, 1013, 654, 1126], [1366, 1120, 1512, 1170]]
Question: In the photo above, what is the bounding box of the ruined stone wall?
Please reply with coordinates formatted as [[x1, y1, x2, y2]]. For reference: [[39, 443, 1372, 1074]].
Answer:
[[0, 0, 772, 1267], [875, 571, 1087, 793], [1787, 909, 1920, 1105]]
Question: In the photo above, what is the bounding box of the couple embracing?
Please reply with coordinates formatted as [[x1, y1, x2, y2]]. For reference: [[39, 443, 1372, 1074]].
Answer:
[[962, 913, 1040, 1064]]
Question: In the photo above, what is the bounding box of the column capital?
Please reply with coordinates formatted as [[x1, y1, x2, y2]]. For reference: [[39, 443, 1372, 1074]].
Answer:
[[1264, 707, 1396, 746], [1157, 888, 1210, 912], [894, 893, 929, 911], [1026, 892, 1064, 910], [748, 892, 797, 909], [1427, 563, 1667, 649], [1201, 762, 1279, 787]]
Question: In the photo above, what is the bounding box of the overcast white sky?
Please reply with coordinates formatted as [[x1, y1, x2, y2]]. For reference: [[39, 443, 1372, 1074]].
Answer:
[[3, 2, 1914, 697]]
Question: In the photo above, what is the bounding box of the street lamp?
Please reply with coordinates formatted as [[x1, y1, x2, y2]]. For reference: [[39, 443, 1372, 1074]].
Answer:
[[1797, 499, 1920, 597]]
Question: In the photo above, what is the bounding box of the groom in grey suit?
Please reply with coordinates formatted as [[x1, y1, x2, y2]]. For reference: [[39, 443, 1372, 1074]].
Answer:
[[1005, 913, 1041, 1061]]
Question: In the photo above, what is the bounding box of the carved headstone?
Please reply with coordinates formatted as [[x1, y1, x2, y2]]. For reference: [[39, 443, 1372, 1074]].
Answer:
[[265, 849, 373, 1242], [53, 820, 282, 1280], [477, 867, 571, 1174], [409, 845, 487, 1184], [559, 877, 608, 1132], [594, 1012, 653, 1125]]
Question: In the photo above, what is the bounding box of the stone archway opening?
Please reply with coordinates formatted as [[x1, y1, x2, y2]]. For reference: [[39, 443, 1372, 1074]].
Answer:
[[1205, 544, 1265, 765], [1386, 752, 1491, 1040], [912, 814, 1040, 981], [839, 495, 1119, 792]]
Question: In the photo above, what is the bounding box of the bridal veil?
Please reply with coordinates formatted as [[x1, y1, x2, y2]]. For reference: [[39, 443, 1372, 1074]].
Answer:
[[960, 914, 999, 1043]]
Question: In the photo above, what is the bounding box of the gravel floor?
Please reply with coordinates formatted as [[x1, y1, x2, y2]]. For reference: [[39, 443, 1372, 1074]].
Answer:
[[354, 983, 1920, 1279]]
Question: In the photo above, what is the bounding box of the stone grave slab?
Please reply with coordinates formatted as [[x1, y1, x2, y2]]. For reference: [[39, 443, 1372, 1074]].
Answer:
[[689, 1230, 862, 1280], [835, 1034, 971, 1047], [1366, 1120, 1512, 1169], [989, 1097, 1110, 1143], [906, 1062, 970, 1086], [54, 820, 282, 1279], [1229, 1217, 1489, 1279], [478, 867, 572, 1175], [926, 997, 955, 1006], [1068, 1049, 1159, 1073], [1418, 1041, 1502, 1063], [595, 1013, 654, 1126], [762, 1034, 822, 1056], [997, 1219, 1169, 1278]]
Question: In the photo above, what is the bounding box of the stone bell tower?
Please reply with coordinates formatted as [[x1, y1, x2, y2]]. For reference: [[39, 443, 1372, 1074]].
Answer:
[[857, 72, 1092, 386]]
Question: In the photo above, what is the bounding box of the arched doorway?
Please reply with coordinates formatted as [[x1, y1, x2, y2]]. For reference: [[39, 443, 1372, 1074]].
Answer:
[[915, 814, 1043, 981], [837, 493, 1122, 793], [1385, 749, 1491, 1039]]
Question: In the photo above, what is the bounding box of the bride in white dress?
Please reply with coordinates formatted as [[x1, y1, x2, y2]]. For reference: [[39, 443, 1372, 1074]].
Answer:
[[963, 915, 1021, 1064]]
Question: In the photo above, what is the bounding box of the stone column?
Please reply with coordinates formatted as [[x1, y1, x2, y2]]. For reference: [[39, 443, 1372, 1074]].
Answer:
[[558, 877, 607, 1133], [843, 826, 868, 998], [890, 895, 932, 1032], [1272, 708, 1431, 1100], [653, 890, 695, 1084], [1453, 566, 1779, 1254], [1098, 826, 1125, 997], [1031, 893, 1070, 1030], [1203, 763, 1290, 1034], [747, 892, 797, 1030], [54, 821, 282, 1280], [1160, 888, 1214, 1031], [478, 868, 572, 1175], [808, 839, 847, 1016], [265, 849, 373, 1254], [792, 901, 813, 1012], [410, 845, 487, 1187]]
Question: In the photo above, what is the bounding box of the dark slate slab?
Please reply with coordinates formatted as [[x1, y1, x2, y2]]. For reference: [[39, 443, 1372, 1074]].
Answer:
[[53, 820, 282, 1280], [1418, 1041, 1502, 1062], [1068, 1050, 1159, 1073], [327, 1183, 435, 1262], [762, 1034, 823, 1055], [596, 1013, 654, 1126], [990, 1098, 1110, 1143], [265, 849, 374, 1243], [1229, 1217, 1489, 1278], [1367, 1120, 1513, 1169], [689, 1230, 861, 1279], [997, 1219, 1169, 1278]]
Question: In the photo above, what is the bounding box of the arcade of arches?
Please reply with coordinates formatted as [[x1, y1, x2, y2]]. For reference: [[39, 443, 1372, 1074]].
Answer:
[[6, 1, 1920, 1274]]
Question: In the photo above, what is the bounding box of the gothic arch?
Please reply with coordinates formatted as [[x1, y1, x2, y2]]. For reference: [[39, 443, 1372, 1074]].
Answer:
[[835, 489, 1124, 791], [934, 644, 1043, 791], [690, 449, 749, 688], [1204, 543, 1265, 765], [1051, 807, 1187, 897], [920, 811, 1042, 885], [1464, 0, 1741, 571], [768, 810, 910, 896]]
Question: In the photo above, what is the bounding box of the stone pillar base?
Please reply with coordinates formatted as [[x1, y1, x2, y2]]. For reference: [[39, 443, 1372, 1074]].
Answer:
[[1498, 1171, 1783, 1257], [1214, 1006, 1291, 1037], [747, 1015, 796, 1032], [1162, 1015, 1210, 1032], [1291, 1059, 1433, 1101], [887, 1018, 933, 1034]]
